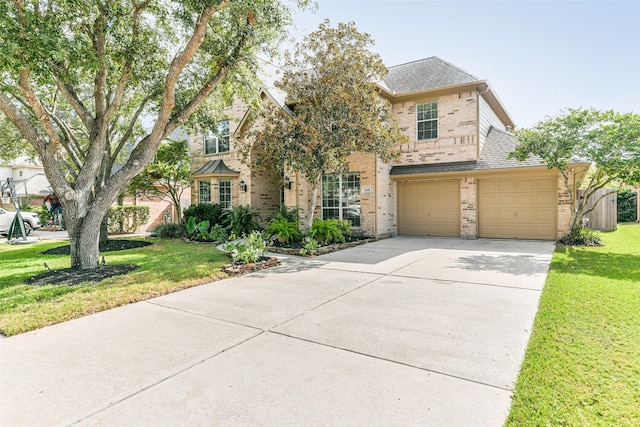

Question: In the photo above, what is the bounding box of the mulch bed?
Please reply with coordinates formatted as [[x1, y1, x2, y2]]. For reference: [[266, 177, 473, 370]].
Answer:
[[41, 239, 152, 256], [25, 264, 139, 286], [268, 236, 382, 256], [27, 239, 150, 286]]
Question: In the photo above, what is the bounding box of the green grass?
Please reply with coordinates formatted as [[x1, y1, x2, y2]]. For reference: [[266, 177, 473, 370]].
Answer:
[[0, 238, 229, 336], [507, 223, 640, 426]]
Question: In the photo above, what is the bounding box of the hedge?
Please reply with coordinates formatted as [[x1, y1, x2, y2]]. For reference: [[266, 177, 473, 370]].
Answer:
[[108, 206, 150, 234]]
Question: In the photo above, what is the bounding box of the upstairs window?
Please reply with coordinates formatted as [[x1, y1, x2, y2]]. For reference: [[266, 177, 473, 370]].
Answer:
[[417, 101, 438, 140], [204, 121, 230, 154]]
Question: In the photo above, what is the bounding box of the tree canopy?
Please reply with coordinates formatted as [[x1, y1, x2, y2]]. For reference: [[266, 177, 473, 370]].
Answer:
[[242, 20, 406, 229], [0, 0, 308, 268], [510, 108, 640, 230]]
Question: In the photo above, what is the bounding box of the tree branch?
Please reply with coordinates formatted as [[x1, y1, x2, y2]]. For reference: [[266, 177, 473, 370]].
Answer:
[[148, 1, 229, 144], [166, 25, 250, 135], [52, 71, 97, 133]]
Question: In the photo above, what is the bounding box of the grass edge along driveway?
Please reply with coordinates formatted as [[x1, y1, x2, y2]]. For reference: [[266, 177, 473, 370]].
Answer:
[[506, 223, 640, 426], [0, 238, 228, 336]]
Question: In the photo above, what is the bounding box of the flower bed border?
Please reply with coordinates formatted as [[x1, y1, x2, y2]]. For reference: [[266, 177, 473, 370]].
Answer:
[[267, 236, 384, 257], [222, 256, 280, 276]]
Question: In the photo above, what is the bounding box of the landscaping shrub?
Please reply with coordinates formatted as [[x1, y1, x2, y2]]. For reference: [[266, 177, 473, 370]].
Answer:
[[299, 237, 319, 256], [182, 203, 224, 227], [151, 223, 186, 238], [185, 217, 229, 242], [107, 206, 150, 234], [336, 219, 353, 238], [223, 205, 261, 237], [224, 231, 266, 264], [264, 216, 301, 243], [271, 205, 299, 223], [617, 187, 638, 222], [558, 226, 603, 246], [310, 218, 345, 244]]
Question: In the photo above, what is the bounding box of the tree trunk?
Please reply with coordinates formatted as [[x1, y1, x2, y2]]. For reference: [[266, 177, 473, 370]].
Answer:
[[99, 215, 109, 243], [67, 213, 102, 270], [301, 176, 320, 233]]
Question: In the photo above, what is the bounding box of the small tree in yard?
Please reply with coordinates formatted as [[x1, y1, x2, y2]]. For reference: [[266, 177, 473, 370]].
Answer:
[[241, 20, 406, 231], [128, 138, 190, 223], [510, 108, 640, 232], [0, 0, 309, 269]]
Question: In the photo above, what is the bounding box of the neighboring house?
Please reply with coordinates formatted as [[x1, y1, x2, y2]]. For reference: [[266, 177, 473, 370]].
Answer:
[[189, 57, 589, 240], [121, 128, 192, 232], [0, 156, 50, 208]]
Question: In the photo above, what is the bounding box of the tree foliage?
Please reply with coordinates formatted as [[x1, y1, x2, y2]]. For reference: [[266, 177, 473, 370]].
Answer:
[[510, 108, 640, 230], [0, 0, 308, 268], [241, 20, 406, 229], [127, 137, 191, 222], [0, 112, 36, 162]]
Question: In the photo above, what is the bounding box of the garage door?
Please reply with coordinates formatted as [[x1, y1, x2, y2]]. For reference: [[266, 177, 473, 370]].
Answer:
[[398, 180, 459, 237], [478, 176, 556, 240]]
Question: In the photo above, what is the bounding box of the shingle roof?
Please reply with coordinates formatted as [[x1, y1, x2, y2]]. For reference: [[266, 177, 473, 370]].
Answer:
[[192, 159, 240, 176], [384, 57, 478, 94], [390, 126, 547, 176]]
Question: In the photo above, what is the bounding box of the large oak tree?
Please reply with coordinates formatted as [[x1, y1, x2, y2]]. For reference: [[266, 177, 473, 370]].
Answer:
[[0, 0, 307, 268], [242, 20, 406, 230]]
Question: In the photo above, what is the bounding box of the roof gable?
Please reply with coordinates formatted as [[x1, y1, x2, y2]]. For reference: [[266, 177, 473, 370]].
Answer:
[[384, 57, 478, 94]]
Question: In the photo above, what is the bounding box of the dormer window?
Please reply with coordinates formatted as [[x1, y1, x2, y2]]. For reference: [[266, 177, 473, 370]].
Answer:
[[204, 121, 230, 154], [416, 101, 438, 140]]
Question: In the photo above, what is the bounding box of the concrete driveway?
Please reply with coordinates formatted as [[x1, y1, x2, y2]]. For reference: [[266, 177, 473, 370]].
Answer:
[[0, 237, 554, 426]]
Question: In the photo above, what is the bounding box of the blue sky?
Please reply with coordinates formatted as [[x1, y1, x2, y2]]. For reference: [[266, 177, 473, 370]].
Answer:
[[283, 0, 639, 128]]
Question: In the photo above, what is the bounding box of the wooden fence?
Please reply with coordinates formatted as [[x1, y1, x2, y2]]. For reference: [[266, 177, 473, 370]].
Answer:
[[583, 189, 617, 231]]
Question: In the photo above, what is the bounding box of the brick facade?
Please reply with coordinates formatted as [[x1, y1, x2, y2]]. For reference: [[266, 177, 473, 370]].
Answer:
[[394, 92, 478, 165], [188, 63, 576, 241]]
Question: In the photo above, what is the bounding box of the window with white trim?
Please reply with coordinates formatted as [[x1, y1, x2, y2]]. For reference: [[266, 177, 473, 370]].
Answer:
[[204, 121, 230, 154], [322, 172, 361, 227], [198, 180, 211, 204], [417, 101, 438, 140], [218, 179, 231, 209]]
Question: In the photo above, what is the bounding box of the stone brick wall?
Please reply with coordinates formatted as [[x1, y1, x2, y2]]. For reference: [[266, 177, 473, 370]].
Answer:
[[375, 160, 395, 237], [393, 91, 479, 165], [460, 177, 477, 239]]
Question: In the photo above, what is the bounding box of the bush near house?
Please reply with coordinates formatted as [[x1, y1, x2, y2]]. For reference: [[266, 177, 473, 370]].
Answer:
[[107, 206, 150, 234], [617, 187, 638, 222], [182, 203, 225, 227]]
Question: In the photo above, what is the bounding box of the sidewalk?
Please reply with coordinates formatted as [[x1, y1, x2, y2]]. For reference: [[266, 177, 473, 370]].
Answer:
[[0, 237, 555, 426]]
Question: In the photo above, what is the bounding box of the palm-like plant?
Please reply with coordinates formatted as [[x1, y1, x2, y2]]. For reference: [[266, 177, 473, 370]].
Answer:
[[223, 205, 261, 237]]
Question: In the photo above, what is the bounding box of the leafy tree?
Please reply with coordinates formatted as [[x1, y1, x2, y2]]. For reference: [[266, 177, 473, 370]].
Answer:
[[241, 20, 406, 230], [0, 0, 308, 269], [0, 112, 35, 162], [510, 108, 640, 231], [127, 137, 191, 222]]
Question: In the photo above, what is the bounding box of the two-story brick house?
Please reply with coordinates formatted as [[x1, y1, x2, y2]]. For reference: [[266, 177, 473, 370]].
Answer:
[[190, 57, 589, 240]]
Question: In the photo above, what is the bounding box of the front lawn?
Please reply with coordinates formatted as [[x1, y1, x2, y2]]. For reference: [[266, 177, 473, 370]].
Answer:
[[507, 223, 640, 425], [0, 238, 228, 336]]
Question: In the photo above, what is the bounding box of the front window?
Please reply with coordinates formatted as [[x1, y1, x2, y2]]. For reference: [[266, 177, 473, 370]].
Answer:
[[417, 101, 438, 140], [198, 180, 211, 204], [322, 172, 361, 227], [204, 121, 230, 154], [218, 180, 231, 209]]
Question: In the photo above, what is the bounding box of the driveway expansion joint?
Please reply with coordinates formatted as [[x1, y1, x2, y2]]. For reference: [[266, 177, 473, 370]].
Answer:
[[269, 330, 513, 392]]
